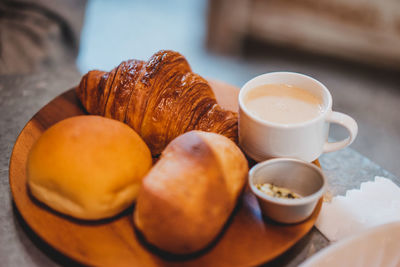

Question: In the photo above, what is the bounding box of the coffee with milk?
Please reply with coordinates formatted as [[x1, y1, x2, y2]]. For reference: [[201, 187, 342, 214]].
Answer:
[[243, 84, 323, 124]]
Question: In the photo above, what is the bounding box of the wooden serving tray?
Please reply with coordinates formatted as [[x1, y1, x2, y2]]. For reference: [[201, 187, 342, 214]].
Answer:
[[9, 80, 321, 267]]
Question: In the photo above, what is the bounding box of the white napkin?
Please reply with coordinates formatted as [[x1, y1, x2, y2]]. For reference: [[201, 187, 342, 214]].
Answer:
[[315, 176, 400, 241]]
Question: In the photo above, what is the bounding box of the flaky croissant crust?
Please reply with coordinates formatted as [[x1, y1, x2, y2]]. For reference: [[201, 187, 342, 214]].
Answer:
[[76, 50, 238, 155]]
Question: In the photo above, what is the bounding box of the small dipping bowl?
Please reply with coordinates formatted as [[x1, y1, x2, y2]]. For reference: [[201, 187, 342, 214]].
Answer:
[[249, 158, 326, 224]]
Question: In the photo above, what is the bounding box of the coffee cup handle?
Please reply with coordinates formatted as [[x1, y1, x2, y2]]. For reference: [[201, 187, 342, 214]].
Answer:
[[323, 111, 358, 153]]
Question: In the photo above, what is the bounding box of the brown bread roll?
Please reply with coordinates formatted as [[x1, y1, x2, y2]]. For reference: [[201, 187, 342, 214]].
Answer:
[[133, 131, 248, 254], [27, 115, 152, 220]]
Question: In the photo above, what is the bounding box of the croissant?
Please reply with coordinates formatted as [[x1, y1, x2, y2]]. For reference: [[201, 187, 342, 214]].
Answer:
[[76, 50, 238, 155]]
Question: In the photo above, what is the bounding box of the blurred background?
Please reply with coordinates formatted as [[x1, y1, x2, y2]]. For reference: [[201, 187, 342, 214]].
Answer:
[[2, 0, 400, 176], [77, 0, 400, 176]]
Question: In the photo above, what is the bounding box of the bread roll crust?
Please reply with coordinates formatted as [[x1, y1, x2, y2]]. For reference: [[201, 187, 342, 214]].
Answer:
[[27, 115, 152, 220], [134, 131, 248, 254]]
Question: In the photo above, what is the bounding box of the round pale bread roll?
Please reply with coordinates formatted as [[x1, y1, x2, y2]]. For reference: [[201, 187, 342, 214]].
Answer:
[[27, 115, 152, 220]]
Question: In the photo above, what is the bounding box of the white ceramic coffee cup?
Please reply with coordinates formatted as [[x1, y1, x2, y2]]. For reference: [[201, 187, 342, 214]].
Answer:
[[239, 72, 358, 162]]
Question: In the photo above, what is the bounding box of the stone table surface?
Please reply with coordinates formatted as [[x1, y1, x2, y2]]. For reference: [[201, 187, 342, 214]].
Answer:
[[0, 70, 399, 267]]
